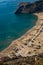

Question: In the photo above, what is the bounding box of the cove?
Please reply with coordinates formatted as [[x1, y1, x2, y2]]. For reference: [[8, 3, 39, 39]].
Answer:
[[0, 0, 38, 51]]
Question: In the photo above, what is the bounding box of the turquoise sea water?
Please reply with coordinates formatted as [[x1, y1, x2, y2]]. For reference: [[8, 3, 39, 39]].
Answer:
[[0, 0, 38, 51]]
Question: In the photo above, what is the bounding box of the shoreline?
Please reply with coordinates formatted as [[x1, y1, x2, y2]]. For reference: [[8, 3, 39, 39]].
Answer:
[[0, 14, 37, 52], [1, 16, 37, 53], [0, 12, 43, 57]]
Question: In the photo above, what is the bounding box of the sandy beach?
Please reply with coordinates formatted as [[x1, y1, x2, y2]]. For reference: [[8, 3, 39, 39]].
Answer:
[[0, 12, 43, 57]]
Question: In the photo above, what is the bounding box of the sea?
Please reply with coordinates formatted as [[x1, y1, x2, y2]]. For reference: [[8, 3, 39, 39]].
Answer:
[[0, 0, 38, 51]]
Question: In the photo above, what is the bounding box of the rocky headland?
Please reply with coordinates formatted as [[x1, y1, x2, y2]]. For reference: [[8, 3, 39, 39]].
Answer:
[[15, 0, 43, 14]]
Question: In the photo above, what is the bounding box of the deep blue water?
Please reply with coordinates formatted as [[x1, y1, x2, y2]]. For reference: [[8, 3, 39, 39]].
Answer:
[[0, 0, 38, 51]]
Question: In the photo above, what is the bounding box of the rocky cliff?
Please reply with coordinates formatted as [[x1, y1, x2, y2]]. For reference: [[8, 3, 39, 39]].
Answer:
[[15, 0, 43, 14]]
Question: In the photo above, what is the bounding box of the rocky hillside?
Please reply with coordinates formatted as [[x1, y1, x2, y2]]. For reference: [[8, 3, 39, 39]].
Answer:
[[15, 0, 43, 14]]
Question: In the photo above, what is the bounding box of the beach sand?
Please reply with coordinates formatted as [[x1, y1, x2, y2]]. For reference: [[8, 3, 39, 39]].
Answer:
[[0, 12, 43, 57]]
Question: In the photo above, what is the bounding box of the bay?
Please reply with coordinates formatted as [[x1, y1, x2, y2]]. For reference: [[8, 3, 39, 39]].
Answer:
[[0, 0, 38, 51]]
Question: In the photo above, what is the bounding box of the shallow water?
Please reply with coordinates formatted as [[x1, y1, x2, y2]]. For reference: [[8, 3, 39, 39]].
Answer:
[[0, 0, 38, 51]]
